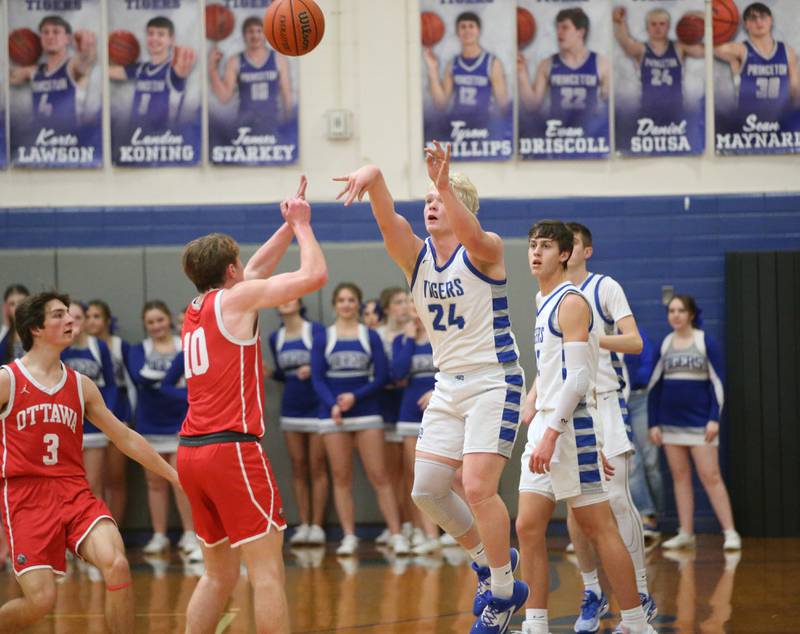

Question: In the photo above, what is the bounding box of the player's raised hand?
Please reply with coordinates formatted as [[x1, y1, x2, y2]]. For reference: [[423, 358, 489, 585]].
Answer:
[[295, 174, 308, 200], [612, 7, 626, 24], [424, 141, 451, 191], [208, 45, 223, 70], [172, 46, 197, 78], [74, 30, 96, 54], [333, 165, 381, 206], [281, 196, 311, 227]]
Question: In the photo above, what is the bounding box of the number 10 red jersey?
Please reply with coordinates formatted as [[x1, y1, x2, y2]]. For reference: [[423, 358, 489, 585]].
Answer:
[[181, 289, 265, 437], [1, 360, 86, 479]]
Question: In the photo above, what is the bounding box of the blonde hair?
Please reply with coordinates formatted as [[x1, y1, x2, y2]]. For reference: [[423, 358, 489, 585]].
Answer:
[[433, 172, 479, 215], [646, 8, 670, 24]]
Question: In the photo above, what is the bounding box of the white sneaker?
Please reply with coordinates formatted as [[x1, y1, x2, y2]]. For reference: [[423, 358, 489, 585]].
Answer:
[[518, 619, 551, 634], [336, 534, 359, 556], [565, 541, 575, 553], [411, 527, 426, 547], [401, 521, 414, 540], [142, 532, 170, 554], [438, 532, 458, 546], [662, 531, 696, 550], [289, 523, 311, 545], [375, 528, 391, 544], [186, 545, 203, 563], [389, 533, 411, 556], [412, 537, 441, 555], [178, 531, 200, 554], [612, 625, 657, 634], [306, 524, 326, 545], [723, 529, 741, 551]]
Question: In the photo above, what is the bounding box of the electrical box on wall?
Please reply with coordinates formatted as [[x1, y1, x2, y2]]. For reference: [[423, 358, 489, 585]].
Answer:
[[325, 110, 353, 140]]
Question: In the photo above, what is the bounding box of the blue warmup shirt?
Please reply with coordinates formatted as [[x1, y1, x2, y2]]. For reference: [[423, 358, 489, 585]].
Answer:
[[391, 334, 436, 424], [62, 337, 118, 434], [268, 321, 323, 420], [127, 337, 186, 435]]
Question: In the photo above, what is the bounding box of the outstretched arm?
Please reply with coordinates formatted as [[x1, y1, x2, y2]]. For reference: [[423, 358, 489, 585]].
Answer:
[[243, 176, 308, 281], [714, 41, 746, 74], [490, 57, 509, 111], [9, 65, 35, 86], [424, 49, 452, 109], [82, 377, 179, 486], [678, 41, 706, 61], [612, 6, 645, 62], [70, 30, 97, 83], [425, 142, 503, 266], [334, 165, 423, 279]]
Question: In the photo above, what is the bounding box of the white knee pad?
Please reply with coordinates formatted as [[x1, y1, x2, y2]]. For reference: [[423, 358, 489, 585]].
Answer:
[[608, 454, 646, 571], [411, 459, 474, 538]]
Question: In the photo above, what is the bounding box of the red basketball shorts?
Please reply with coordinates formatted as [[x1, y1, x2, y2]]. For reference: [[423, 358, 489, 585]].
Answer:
[[177, 441, 286, 548], [0, 475, 114, 575]]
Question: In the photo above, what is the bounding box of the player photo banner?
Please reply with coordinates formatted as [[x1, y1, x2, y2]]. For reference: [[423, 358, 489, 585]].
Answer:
[[108, 0, 201, 167], [420, 1, 515, 162], [7, 0, 102, 169], [517, 0, 611, 160], [714, 0, 800, 155], [206, 1, 298, 166], [0, 0, 7, 170], [613, 0, 706, 157]]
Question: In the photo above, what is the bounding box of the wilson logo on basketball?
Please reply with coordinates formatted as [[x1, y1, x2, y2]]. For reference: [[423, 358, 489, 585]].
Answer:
[[298, 11, 312, 49]]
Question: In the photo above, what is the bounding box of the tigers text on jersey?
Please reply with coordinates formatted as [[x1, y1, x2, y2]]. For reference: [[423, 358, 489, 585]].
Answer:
[[410, 239, 519, 374], [534, 282, 598, 413], [181, 289, 264, 438], [1, 361, 85, 478], [578, 273, 633, 394]]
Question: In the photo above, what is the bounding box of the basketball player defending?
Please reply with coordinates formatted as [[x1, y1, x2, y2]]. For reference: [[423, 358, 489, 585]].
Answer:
[[516, 221, 653, 634], [9, 16, 96, 131], [613, 7, 705, 120], [178, 176, 327, 634], [714, 2, 800, 114], [335, 143, 528, 634], [562, 222, 656, 630], [0, 292, 180, 633]]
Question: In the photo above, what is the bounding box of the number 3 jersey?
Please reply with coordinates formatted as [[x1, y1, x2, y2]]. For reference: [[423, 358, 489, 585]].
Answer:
[[410, 238, 519, 374], [0, 360, 85, 479], [181, 289, 265, 438]]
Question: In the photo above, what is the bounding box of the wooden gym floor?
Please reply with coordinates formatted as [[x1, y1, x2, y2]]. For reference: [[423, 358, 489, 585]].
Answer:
[[0, 535, 795, 633]]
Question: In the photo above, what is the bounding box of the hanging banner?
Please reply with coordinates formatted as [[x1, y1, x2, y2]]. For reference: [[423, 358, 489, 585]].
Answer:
[[613, 0, 706, 157], [714, 0, 800, 155], [517, 0, 611, 160], [206, 2, 298, 166], [419, 1, 515, 162], [7, 0, 102, 168], [108, 0, 201, 167], [0, 0, 6, 170]]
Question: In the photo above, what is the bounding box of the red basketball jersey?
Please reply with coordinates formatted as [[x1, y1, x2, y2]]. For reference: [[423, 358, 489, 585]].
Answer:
[[1, 360, 86, 479], [181, 289, 265, 437]]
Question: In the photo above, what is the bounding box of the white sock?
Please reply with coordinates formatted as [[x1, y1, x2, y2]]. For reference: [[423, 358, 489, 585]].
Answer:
[[467, 543, 490, 568], [581, 569, 601, 595], [636, 568, 649, 595], [620, 605, 646, 632], [525, 608, 548, 630], [490, 562, 514, 599]]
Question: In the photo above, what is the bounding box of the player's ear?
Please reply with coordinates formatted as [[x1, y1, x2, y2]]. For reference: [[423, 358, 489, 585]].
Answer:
[[584, 245, 593, 260]]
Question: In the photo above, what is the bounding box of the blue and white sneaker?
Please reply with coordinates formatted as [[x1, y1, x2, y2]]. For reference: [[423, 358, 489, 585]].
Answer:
[[640, 593, 658, 624], [470, 579, 530, 634], [472, 548, 520, 616], [573, 590, 609, 633]]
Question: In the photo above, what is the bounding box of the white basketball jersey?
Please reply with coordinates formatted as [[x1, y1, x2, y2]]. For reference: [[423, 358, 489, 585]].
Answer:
[[410, 239, 519, 373], [534, 282, 598, 412], [578, 273, 632, 393]]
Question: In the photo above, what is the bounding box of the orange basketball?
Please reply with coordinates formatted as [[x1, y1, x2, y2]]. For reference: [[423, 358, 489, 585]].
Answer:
[[8, 28, 42, 66], [205, 3, 235, 42], [712, 0, 740, 46], [420, 11, 445, 48], [108, 30, 140, 66], [676, 11, 705, 46], [264, 0, 325, 57], [517, 7, 536, 48]]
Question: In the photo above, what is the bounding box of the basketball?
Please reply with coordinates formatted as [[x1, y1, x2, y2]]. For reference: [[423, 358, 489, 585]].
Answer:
[[517, 7, 536, 48], [8, 28, 42, 66], [264, 0, 325, 57], [676, 12, 705, 46], [420, 11, 445, 48], [712, 0, 740, 46], [108, 30, 140, 66], [205, 3, 235, 42]]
